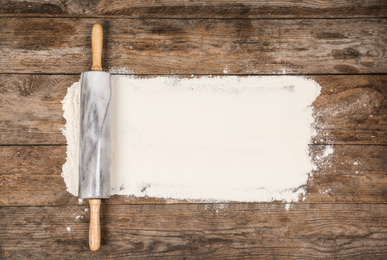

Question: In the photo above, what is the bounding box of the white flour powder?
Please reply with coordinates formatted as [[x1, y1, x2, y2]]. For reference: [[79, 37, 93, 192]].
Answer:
[[61, 76, 321, 202]]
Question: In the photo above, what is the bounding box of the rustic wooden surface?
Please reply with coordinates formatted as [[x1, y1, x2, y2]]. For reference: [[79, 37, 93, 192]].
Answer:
[[0, 0, 386, 18], [0, 1, 386, 259], [2, 204, 387, 259], [1, 18, 386, 74]]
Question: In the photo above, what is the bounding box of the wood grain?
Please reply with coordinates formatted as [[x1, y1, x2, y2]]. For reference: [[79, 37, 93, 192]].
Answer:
[[0, 18, 386, 74], [1, 1, 386, 257], [1, 203, 386, 259], [89, 199, 101, 251], [0, 74, 386, 145], [1, 145, 386, 206], [0, 146, 65, 175], [0, 0, 386, 18], [91, 23, 103, 71], [2, 172, 386, 206]]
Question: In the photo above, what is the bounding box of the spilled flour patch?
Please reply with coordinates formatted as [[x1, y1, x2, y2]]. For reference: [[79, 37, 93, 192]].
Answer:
[[62, 76, 321, 202], [108, 67, 134, 74], [61, 81, 80, 197], [315, 145, 334, 163]]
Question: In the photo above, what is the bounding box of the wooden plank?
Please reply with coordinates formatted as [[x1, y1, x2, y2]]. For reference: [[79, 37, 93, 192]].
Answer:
[[2, 145, 386, 176], [1, 74, 386, 145], [1, 203, 387, 258], [0, 0, 386, 18], [0, 146, 65, 175], [0, 75, 70, 145], [1, 172, 385, 206], [1, 145, 386, 206], [0, 18, 386, 74], [2, 172, 385, 206]]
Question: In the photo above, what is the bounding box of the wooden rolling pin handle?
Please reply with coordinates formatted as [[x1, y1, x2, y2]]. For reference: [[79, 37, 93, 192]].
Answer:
[[91, 24, 103, 72], [89, 199, 101, 251]]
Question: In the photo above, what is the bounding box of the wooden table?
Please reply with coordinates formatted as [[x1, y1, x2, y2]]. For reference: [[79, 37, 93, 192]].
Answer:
[[1, 1, 386, 258]]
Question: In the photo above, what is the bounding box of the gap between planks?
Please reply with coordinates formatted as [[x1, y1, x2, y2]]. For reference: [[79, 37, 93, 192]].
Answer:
[[2, 14, 387, 20]]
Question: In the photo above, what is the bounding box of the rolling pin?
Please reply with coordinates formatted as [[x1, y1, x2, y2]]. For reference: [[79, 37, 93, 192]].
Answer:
[[79, 24, 111, 251]]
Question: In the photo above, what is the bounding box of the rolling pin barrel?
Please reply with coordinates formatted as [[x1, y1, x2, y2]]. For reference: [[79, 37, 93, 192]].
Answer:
[[79, 71, 111, 199]]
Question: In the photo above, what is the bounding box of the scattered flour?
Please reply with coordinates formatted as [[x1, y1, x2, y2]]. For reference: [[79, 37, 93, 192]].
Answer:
[[279, 68, 292, 74], [66, 227, 71, 232], [315, 145, 335, 163], [61, 76, 321, 202], [322, 146, 334, 158], [320, 188, 332, 195], [108, 67, 134, 74], [284, 203, 291, 211]]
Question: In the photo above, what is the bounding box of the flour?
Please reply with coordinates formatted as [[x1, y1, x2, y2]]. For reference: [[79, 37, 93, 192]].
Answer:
[[315, 145, 335, 163], [108, 67, 134, 74], [62, 76, 321, 202], [284, 203, 291, 211], [322, 146, 334, 158], [61, 81, 80, 196]]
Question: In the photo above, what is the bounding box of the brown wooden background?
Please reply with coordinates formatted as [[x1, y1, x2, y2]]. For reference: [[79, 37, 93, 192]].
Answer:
[[1, 1, 387, 259]]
